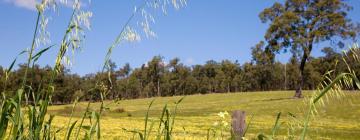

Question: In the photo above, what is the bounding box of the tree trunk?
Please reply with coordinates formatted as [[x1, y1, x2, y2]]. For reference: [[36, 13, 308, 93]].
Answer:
[[294, 44, 313, 98], [140, 82, 143, 97], [157, 80, 160, 97], [125, 78, 129, 98], [227, 83, 230, 93]]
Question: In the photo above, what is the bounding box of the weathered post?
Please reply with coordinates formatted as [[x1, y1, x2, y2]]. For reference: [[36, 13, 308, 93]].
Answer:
[[232, 110, 246, 140]]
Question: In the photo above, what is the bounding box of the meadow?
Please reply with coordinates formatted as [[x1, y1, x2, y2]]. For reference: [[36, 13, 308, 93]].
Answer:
[[1, 0, 360, 139], [47, 91, 360, 139]]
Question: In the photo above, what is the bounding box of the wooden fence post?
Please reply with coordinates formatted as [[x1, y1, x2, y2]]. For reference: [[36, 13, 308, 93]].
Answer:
[[232, 110, 246, 140]]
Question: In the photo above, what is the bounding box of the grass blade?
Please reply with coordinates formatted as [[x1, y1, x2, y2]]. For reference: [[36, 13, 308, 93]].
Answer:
[[144, 99, 155, 140], [271, 112, 281, 138], [32, 45, 55, 62], [66, 121, 78, 140]]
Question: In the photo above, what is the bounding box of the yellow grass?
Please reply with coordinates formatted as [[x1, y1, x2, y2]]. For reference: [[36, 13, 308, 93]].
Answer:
[[47, 91, 360, 139]]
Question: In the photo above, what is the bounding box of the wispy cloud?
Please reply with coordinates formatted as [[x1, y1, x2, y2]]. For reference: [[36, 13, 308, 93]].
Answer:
[[185, 57, 194, 65], [3, 0, 38, 11], [3, 0, 87, 11]]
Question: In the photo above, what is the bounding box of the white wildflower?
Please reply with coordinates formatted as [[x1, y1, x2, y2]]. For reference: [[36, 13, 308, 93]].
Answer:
[[213, 121, 219, 126], [222, 121, 228, 127], [217, 111, 229, 119]]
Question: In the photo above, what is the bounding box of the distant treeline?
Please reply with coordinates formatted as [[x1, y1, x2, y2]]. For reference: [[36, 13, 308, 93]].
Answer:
[[0, 47, 359, 104]]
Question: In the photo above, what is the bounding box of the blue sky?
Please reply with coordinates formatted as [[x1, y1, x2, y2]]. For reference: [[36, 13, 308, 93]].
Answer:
[[1, 0, 359, 75]]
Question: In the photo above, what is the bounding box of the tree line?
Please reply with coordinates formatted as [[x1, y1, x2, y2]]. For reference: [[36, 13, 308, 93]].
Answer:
[[2, 0, 359, 104], [1, 46, 358, 104]]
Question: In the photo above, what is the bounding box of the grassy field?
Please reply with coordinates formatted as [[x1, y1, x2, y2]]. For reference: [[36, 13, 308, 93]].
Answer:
[[47, 91, 360, 139]]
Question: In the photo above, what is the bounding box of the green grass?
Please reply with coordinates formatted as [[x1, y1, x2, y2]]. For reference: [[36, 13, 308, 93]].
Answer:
[[47, 91, 360, 139]]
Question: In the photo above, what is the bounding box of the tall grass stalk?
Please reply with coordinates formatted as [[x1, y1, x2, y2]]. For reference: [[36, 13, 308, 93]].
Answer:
[[0, 0, 188, 139], [298, 44, 360, 139], [122, 97, 184, 140], [248, 43, 359, 140], [0, 0, 92, 139]]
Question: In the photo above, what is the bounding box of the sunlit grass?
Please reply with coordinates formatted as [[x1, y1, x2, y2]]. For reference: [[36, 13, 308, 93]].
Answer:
[[48, 91, 360, 139]]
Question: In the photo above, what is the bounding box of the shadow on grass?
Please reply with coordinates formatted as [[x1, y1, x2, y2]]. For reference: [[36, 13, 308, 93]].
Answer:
[[256, 97, 295, 102]]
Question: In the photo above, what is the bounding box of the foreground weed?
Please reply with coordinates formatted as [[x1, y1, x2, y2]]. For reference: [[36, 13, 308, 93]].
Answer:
[[123, 97, 184, 140]]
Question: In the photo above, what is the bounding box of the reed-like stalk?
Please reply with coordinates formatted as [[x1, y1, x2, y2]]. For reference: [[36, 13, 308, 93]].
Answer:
[[0, 0, 189, 139]]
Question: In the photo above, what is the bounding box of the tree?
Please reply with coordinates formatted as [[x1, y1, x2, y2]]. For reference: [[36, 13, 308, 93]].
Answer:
[[203, 60, 219, 93], [117, 63, 131, 78], [242, 62, 258, 90], [307, 46, 343, 82], [132, 65, 148, 98], [167, 58, 181, 95], [286, 56, 301, 90], [192, 64, 208, 93], [1, 50, 357, 102], [116, 63, 132, 98], [259, 0, 359, 98], [147, 56, 165, 97], [220, 60, 239, 93], [251, 42, 282, 90]]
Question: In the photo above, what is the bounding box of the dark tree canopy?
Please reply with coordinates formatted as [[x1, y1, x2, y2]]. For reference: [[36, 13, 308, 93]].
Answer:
[[260, 0, 357, 51], [1, 48, 358, 104], [251, 41, 275, 65], [259, 0, 359, 97]]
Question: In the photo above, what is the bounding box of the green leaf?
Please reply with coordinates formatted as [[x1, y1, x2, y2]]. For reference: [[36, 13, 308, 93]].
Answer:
[[66, 121, 78, 140], [122, 128, 144, 140], [243, 114, 254, 137], [5, 50, 28, 75], [144, 100, 155, 140], [32, 45, 55, 62], [287, 112, 296, 118], [6, 58, 17, 74], [313, 73, 349, 103], [81, 126, 91, 131], [257, 133, 268, 140], [271, 112, 281, 138]]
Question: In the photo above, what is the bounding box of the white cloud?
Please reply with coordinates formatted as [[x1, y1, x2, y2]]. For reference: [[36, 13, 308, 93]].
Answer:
[[4, 0, 38, 11], [185, 58, 194, 65], [3, 0, 85, 11]]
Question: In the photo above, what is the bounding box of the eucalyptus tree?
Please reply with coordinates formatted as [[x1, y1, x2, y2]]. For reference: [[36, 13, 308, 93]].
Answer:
[[167, 58, 181, 95], [167, 58, 193, 95], [259, 0, 359, 97], [147, 56, 165, 97], [117, 63, 132, 78], [192, 64, 208, 93], [316, 47, 343, 76], [203, 60, 219, 93], [251, 41, 277, 90], [116, 63, 132, 98], [132, 65, 148, 97], [220, 60, 239, 93]]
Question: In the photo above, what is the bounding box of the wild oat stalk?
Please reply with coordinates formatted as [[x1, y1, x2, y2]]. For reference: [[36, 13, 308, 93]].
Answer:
[[0, 0, 186, 139], [0, 0, 92, 139], [4, 0, 48, 138], [253, 43, 359, 140], [299, 43, 360, 140], [98, 1, 187, 139]]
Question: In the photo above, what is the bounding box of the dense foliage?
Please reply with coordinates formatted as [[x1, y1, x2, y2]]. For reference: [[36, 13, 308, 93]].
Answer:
[[1, 46, 358, 103], [259, 0, 359, 97]]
